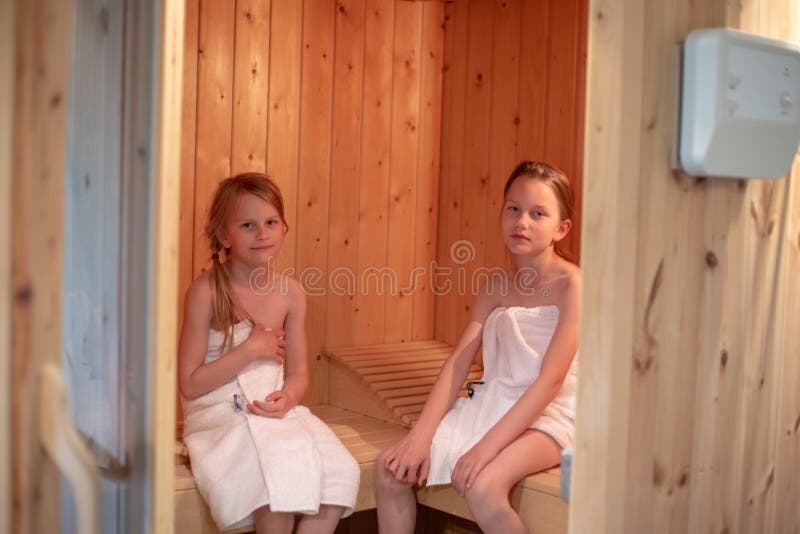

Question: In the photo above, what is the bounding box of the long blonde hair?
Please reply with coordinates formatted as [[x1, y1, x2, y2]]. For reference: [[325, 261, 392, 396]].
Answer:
[[204, 172, 287, 349]]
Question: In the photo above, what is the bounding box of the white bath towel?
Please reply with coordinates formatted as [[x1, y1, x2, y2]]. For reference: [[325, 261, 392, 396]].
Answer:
[[182, 322, 360, 530], [427, 305, 578, 486]]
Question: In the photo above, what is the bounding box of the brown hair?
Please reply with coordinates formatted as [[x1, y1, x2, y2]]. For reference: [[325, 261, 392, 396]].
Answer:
[[503, 161, 575, 261], [204, 172, 287, 349]]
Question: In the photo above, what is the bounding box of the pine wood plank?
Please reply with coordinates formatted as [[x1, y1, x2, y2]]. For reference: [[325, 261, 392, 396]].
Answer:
[[342, 350, 451, 367], [177, 0, 200, 436], [327, 340, 448, 356], [356, 360, 447, 375], [456, 0, 493, 335], [230, 0, 269, 174], [411, 1, 445, 341], [266, 0, 302, 274], [355, 0, 394, 345], [326, 0, 366, 347], [484, 0, 521, 272], [515, 0, 549, 163], [385, 0, 424, 343], [433, 1, 458, 343], [435, 0, 469, 346], [296, 0, 335, 406], [193, 0, 235, 277]]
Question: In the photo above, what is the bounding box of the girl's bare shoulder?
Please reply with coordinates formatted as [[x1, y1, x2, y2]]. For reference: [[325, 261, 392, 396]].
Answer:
[[186, 269, 214, 304], [553, 260, 581, 308]]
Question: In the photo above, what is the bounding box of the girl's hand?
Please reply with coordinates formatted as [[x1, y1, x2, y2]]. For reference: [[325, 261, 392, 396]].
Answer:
[[451, 441, 497, 496], [247, 390, 294, 418], [243, 323, 286, 364], [382, 433, 431, 485]]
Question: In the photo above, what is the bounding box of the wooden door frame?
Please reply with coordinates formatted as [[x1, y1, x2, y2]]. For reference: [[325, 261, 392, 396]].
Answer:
[[147, 0, 184, 530], [9, 0, 183, 531], [0, 0, 16, 532]]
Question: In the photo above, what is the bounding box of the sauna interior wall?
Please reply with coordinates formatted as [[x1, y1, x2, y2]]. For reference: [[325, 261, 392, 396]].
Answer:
[[179, 0, 588, 406], [434, 0, 587, 345], [570, 1, 800, 533], [180, 0, 446, 406]]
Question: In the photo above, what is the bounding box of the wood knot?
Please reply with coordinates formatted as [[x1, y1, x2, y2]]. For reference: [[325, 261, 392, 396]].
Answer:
[[50, 93, 62, 109], [720, 349, 728, 367], [705, 251, 718, 269], [15, 285, 32, 304], [343, 239, 349, 246], [652, 460, 664, 487], [513, 115, 521, 125]]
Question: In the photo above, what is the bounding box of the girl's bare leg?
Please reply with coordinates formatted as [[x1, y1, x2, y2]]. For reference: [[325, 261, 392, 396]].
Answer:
[[295, 504, 345, 534], [252, 505, 294, 534], [375, 450, 417, 534], [464, 430, 561, 534]]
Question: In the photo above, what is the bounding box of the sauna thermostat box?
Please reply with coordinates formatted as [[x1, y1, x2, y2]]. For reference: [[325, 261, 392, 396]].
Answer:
[[677, 28, 800, 179]]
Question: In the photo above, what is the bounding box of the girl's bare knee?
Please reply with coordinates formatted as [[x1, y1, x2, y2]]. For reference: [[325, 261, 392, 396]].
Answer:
[[464, 472, 508, 522]]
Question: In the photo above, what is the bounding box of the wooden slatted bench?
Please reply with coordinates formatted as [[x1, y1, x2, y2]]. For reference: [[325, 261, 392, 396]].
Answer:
[[322, 341, 568, 533], [322, 340, 483, 427], [173, 341, 567, 533]]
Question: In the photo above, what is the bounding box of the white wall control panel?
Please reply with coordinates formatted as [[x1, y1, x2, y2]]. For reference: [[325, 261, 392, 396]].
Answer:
[[679, 28, 800, 179]]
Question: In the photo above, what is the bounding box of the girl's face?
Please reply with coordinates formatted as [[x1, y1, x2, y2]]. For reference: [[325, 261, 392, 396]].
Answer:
[[217, 193, 286, 266], [501, 177, 571, 259]]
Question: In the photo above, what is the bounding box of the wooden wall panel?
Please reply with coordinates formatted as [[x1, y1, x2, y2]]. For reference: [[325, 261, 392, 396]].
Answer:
[[385, 1, 423, 342], [435, 0, 588, 345], [435, 0, 469, 345], [180, 0, 445, 405], [192, 0, 234, 274], [412, 1, 445, 341], [266, 0, 302, 273], [231, 0, 269, 175], [355, 0, 394, 345], [297, 0, 335, 406], [326, 0, 365, 347], [570, 0, 800, 532]]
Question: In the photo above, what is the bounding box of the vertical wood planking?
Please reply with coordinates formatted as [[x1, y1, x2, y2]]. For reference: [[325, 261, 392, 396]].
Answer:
[[179, 0, 199, 337], [543, 0, 578, 176], [571, 0, 800, 532], [545, 0, 581, 260], [436, 0, 586, 344], [568, 0, 588, 262], [231, 0, 270, 174], [411, 2, 445, 341], [326, 0, 366, 347], [485, 0, 522, 272], [12, 0, 72, 529], [515, 0, 549, 162], [385, 1, 423, 343], [456, 0, 493, 333], [569, 0, 646, 530], [0, 0, 13, 529], [432, 1, 457, 343], [435, 0, 469, 346], [267, 0, 303, 273], [296, 0, 335, 404], [355, 0, 394, 345], [193, 0, 235, 276], [177, 0, 199, 430]]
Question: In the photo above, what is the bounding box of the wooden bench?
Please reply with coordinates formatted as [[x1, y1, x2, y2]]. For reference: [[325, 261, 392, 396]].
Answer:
[[174, 341, 567, 533]]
